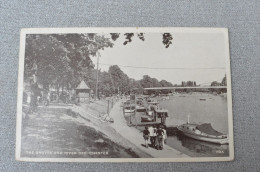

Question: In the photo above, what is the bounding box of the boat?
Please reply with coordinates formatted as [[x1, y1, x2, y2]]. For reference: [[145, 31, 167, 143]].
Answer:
[[146, 101, 159, 116], [177, 123, 229, 144], [123, 105, 135, 113], [141, 117, 153, 122], [136, 105, 146, 112], [200, 98, 206, 101]]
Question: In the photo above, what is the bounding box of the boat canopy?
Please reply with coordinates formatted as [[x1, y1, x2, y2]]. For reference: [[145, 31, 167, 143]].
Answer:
[[196, 123, 224, 136], [147, 102, 159, 104], [155, 109, 168, 113], [155, 109, 168, 117]]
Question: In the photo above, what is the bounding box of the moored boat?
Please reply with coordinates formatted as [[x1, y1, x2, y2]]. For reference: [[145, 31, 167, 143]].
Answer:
[[141, 117, 153, 122], [123, 104, 135, 113], [136, 105, 146, 112], [146, 101, 159, 116], [177, 123, 229, 144]]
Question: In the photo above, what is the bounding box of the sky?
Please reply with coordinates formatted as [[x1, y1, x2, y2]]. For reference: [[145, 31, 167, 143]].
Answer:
[[91, 32, 228, 85]]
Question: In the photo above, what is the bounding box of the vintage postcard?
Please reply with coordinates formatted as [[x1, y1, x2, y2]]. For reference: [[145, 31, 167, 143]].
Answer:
[[16, 27, 234, 162]]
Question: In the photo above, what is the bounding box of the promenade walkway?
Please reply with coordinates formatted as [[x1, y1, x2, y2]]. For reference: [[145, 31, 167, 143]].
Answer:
[[109, 101, 189, 158]]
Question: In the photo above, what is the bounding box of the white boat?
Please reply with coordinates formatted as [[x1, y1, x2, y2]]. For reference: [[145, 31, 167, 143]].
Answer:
[[177, 123, 229, 144], [124, 105, 135, 113], [146, 110, 153, 116]]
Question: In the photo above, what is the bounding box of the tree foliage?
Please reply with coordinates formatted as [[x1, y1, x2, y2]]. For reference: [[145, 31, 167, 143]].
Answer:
[[25, 34, 113, 92], [111, 32, 173, 48], [24, 32, 175, 97]]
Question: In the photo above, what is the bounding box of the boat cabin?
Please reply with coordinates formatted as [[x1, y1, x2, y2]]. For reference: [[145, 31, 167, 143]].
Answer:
[[123, 104, 136, 113], [147, 101, 159, 111], [154, 109, 168, 124]]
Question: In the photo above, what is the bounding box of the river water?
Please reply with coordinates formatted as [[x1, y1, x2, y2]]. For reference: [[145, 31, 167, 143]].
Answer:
[[159, 92, 229, 157]]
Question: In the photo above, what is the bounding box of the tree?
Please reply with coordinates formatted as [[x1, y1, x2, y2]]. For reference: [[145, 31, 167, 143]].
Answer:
[[24, 32, 176, 99], [140, 75, 153, 88], [211, 81, 219, 86], [108, 65, 129, 94], [221, 74, 227, 86], [110, 33, 173, 48], [160, 80, 173, 87], [151, 78, 161, 87], [99, 71, 114, 96], [24, 34, 114, 95]]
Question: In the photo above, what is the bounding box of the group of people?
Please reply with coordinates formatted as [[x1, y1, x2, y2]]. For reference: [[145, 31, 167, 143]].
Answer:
[[143, 125, 167, 150]]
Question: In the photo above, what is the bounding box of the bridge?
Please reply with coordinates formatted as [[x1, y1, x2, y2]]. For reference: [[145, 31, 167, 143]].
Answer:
[[143, 86, 227, 90]]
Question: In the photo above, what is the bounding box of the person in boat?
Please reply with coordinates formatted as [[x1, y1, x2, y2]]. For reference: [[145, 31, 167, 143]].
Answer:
[[143, 126, 150, 148], [156, 126, 165, 150], [148, 125, 155, 147], [194, 128, 201, 135]]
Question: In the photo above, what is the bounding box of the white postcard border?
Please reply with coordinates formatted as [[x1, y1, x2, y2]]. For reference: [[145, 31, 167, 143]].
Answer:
[[16, 27, 234, 162]]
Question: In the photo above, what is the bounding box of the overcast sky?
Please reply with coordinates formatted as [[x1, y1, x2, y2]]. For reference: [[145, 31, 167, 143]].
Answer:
[[91, 32, 227, 85]]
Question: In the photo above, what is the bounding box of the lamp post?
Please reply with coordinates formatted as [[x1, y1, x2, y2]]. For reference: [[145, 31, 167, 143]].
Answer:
[[95, 52, 100, 101]]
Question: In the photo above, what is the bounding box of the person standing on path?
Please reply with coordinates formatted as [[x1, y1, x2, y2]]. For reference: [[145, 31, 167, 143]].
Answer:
[[143, 126, 150, 148], [162, 125, 167, 148], [153, 125, 158, 148], [148, 125, 155, 147], [156, 126, 165, 150]]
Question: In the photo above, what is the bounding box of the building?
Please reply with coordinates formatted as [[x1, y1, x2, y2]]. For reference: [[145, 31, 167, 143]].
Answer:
[[75, 80, 91, 103]]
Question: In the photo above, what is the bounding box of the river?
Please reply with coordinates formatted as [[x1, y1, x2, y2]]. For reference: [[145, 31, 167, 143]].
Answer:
[[159, 92, 229, 157]]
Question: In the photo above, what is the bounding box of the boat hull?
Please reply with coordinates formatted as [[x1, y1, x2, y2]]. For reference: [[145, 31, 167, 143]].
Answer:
[[177, 126, 229, 145], [124, 109, 135, 113], [141, 117, 153, 122], [136, 106, 146, 112]]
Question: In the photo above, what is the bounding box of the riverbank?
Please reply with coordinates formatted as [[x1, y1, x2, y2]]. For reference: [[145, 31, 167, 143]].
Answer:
[[21, 103, 150, 158], [22, 98, 190, 158], [109, 101, 189, 158], [71, 102, 151, 158]]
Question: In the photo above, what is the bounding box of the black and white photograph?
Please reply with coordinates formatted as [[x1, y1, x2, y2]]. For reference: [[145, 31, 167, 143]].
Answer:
[[16, 28, 234, 162]]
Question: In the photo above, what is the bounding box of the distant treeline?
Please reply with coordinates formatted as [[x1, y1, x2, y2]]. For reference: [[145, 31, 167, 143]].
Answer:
[[85, 65, 174, 96]]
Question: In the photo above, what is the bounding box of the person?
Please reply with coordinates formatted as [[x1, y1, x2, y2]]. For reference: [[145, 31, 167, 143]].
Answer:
[[162, 125, 167, 148], [27, 92, 31, 105], [148, 125, 155, 147], [156, 126, 165, 150], [143, 126, 150, 148], [153, 125, 158, 148]]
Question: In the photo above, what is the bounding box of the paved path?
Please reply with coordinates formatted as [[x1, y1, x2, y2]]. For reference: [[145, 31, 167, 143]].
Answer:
[[109, 101, 189, 158]]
